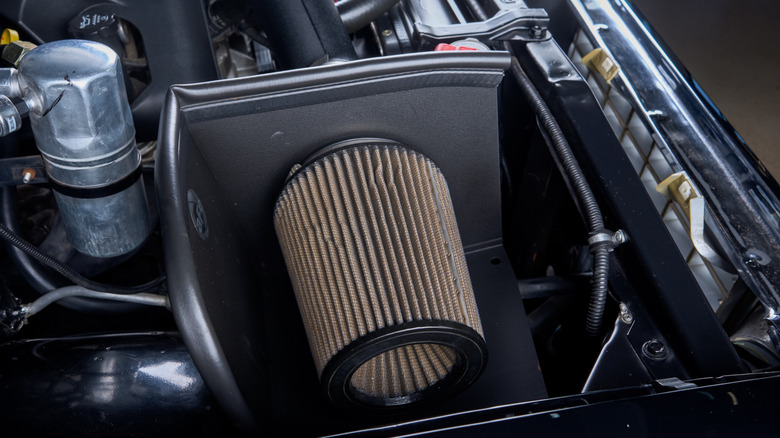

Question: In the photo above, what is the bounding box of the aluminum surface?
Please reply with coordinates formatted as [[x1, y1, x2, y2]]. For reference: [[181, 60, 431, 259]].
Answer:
[[16, 40, 151, 257]]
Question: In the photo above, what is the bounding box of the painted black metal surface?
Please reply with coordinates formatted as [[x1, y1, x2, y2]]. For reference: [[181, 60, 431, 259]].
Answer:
[[582, 316, 654, 392], [250, 245, 546, 437], [509, 37, 744, 378], [0, 332, 233, 436], [335, 372, 780, 436]]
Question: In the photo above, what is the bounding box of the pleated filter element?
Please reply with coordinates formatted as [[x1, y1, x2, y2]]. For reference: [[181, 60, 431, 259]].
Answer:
[[274, 141, 487, 410]]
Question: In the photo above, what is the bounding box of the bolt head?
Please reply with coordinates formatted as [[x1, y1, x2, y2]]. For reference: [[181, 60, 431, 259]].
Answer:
[[2, 41, 36, 67], [642, 339, 668, 361]]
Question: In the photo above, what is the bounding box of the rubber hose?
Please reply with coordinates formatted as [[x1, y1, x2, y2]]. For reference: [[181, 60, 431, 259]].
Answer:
[[336, 0, 400, 33], [508, 56, 609, 338], [0, 222, 165, 295], [251, 0, 356, 69]]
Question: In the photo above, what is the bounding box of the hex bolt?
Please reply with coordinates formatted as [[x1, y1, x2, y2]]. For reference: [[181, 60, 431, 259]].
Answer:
[[2, 41, 37, 67], [21, 168, 35, 184], [530, 25, 544, 38], [642, 339, 668, 361]]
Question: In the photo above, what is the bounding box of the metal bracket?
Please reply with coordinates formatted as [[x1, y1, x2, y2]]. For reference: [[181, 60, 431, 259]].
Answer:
[[415, 7, 550, 49], [0, 155, 47, 186], [653, 377, 697, 391]]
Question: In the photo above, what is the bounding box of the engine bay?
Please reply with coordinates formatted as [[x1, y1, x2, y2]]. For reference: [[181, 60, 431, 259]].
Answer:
[[0, 0, 777, 435]]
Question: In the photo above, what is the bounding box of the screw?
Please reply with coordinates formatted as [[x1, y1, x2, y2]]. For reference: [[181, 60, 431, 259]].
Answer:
[[21, 168, 35, 184], [530, 25, 544, 38], [642, 339, 668, 361], [613, 229, 627, 245], [619, 303, 633, 324], [381, 29, 393, 37], [742, 249, 771, 269], [743, 251, 764, 269]]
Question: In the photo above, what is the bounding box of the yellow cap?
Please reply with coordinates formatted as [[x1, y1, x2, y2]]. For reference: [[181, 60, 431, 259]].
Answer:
[[1, 29, 19, 45]]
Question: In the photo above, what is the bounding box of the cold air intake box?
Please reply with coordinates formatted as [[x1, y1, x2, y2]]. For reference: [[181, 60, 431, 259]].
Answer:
[[157, 51, 546, 434]]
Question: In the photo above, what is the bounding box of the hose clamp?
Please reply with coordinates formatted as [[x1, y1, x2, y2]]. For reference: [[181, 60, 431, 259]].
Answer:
[[587, 229, 627, 253]]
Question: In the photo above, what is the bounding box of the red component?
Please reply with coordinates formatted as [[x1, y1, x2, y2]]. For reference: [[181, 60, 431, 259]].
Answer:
[[434, 43, 479, 51]]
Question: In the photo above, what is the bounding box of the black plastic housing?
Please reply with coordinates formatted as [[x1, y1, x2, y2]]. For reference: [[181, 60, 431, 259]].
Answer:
[[0, 0, 219, 139], [156, 51, 546, 434]]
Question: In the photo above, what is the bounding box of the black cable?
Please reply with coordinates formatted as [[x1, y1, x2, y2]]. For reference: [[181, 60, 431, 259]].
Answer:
[[0, 221, 165, 294], [458, 0, 610, 339], [589, 247, 610, 335], [336, 0, 400, 34], [0, 184, 62, 293], [508, 59, 604, 232], [508, 55, 610, 338], [462, 0, 489, 21], [0, 138, 64, 299]]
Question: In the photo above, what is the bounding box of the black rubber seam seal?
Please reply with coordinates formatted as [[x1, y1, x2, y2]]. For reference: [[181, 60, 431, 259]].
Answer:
[[49, 165, 143, 199]]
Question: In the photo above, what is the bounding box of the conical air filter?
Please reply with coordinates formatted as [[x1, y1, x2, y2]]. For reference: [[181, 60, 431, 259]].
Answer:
[[274, 140, 486, 410]]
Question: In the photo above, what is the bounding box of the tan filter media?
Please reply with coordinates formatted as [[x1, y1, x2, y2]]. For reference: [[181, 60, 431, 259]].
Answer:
[[274, 142, 486, 409]]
